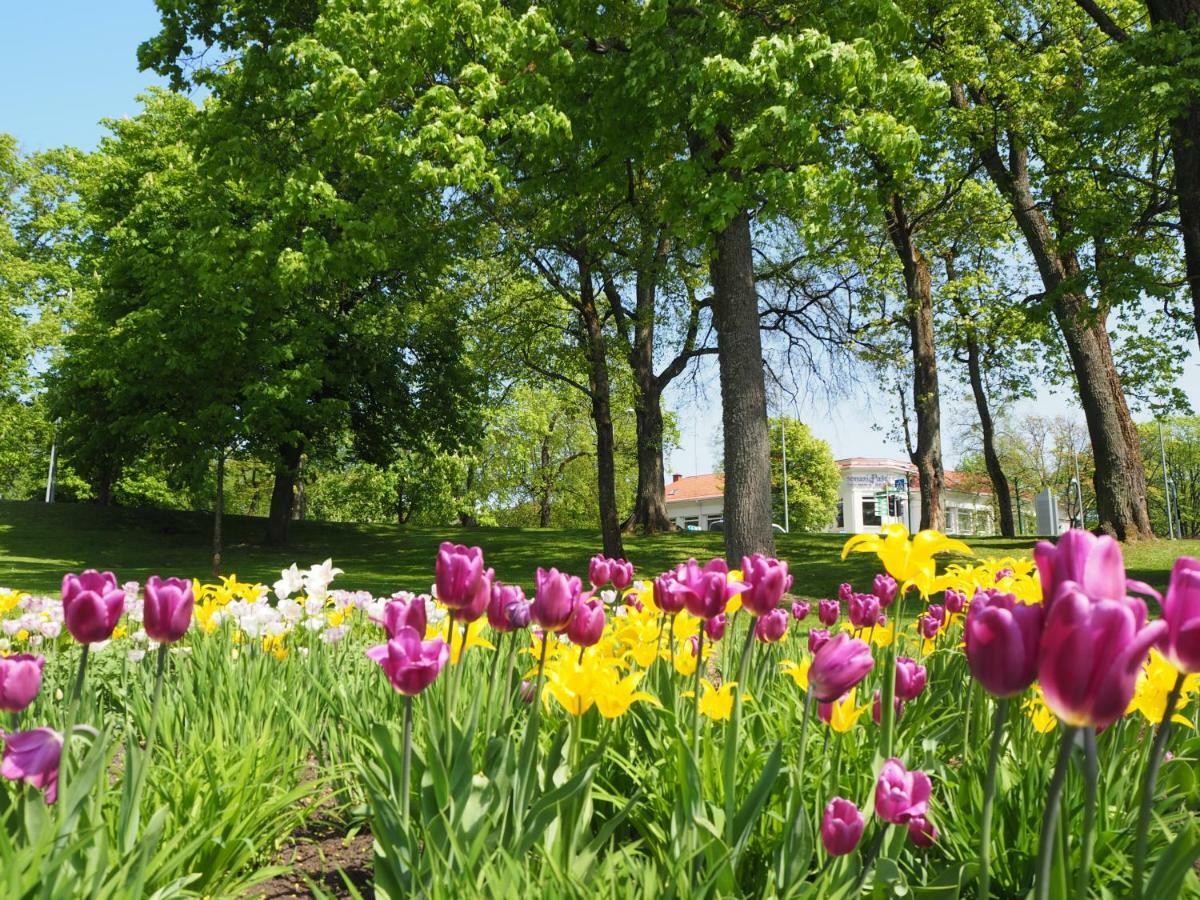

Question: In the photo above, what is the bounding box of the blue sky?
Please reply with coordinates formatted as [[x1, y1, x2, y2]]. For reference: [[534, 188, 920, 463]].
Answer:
[[4, 1, 1195, 476]]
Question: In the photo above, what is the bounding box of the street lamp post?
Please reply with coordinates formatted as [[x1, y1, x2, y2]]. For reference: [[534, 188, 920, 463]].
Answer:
[[780, 414, 789, 533], [1158, 420, 1175, 539], [1072, 453, 1086, 529], [44, 417, 62, 503]]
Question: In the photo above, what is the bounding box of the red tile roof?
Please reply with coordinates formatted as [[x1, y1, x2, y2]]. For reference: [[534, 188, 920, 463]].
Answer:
[[664, 473, 725, 502]]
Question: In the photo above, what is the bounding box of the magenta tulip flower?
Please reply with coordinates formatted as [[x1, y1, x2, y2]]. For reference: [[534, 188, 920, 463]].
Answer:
[[588, 554, 612, 588], [894, 657, 927, 702], [808, 628, 831, 654], [918, 613, 941, 639], [1038, 583, 1166, 729], [908, 814, 937, 848], [755, 608, 789, 644], [487, 583, 525, 632], [435, 542, 485, 611], [704, 614, 727, 642], [667, 558, 745, 620], [944, 588, 966, 615], [383, 597, 428, 638], [366, 626, 450, 696], [1, 727, 62, 804], [451, 567, 492, 622], [566, 598, 606, 648], [533, 567, 582, 631], [875, 757, 931, 824], [61, 570, 125, 644], [1157, 556, 1200, 673], [610, 559, 635, 591], [838, 583, 853, 603], [653, 574, 686, 615], [0, 654, 44, 713], [818, 599, 840, 626], [506, 596, 532, 629], [809, 632, 873, 702], [791, 601, 810, 621], [873, 574, 898, 607], [964, 589, 1044, 697], [143, 575, 194, 643], [740, 554, 793, 616], [1033, 529, 1127, 608], [849, 594, 881, 629], [821, 797, 865, 856]]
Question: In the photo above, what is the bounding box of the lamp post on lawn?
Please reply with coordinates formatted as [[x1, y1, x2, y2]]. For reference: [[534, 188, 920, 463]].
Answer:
[[44, 417, 62, 503], [1071, 451, 1086, 529], [1158, 420, 1175, 539]]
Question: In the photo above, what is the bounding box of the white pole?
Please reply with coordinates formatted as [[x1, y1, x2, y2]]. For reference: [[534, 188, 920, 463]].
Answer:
[[780, 413, 789, 533], [44, 418, 61, 503], [1073, 453, 1085, 529], [1159, 420, 1175, 539]]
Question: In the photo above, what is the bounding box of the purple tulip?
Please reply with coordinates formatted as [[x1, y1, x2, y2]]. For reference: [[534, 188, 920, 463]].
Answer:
[[754, 608, 789, 644], [704, 614, 727, 642], [740, 554, 793, 616], [435, 542, 485, 611], [143, 575, 194, 643], [61, 570, 125, 644], [821, 797, 865, 856], [382, 596, 428, 638], [566, 598, 606, 648], [0, 655, 44, 713], [818, 599, 840, 626], [1157, 557, 1200, 673], [964, 589, 1044, 697], [653, 574, 686, 615], [532, 567, 581, 631], [0, 727, 62, 804], [849, 594, 881, 629], [894, 657, 927, 702], [908, 815, 937, 848], [506, 597, 532, 629], [667, 558, 745, 620], [451, 567, 492, 622], [610, 559, 635, 591], [488, 582, 526, 633], [944, 588, 966, 615], [873, 573, 899, 607], [872, 689, 903, 725], [875, 757, 931, 824], [1033, 529, 1127, 608], [519, 679, 536, 704], [995, 567, 1014, 582], [809, 632, 873, 702], [838, 583, 853, 603], [918, 613, 941, 639], [1038, 583, 1166, 729], [366, 626, 450, 696], [791, 601, 810, 621], [588, 554, 612, 588], [808, 628, 831, 654]]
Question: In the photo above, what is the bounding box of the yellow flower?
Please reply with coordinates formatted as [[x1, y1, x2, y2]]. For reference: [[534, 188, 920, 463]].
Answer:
[[821, 688, 868, 733], [1024, 686, 1057, 733], [671, 638, 710, 676], [112, 625, 127, 641], [15, 629, 28, 643], [1128, 649, 1200, 727], [437, 618, 495, 664], [327, 608, 347, 628], [683, 679, 748, 722], [594, 671, 660, 718], [780, 657, 810, 690], [842, 525, 971, 596], [840, 619, 895, 648], [544, 653, 653, 717], [261, 634, 288, 660], [0, 589, 24, 615]]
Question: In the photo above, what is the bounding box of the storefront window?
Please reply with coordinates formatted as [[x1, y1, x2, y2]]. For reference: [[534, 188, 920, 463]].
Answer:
[[836, 500, 844, 529], [861, 499, 881, 527]]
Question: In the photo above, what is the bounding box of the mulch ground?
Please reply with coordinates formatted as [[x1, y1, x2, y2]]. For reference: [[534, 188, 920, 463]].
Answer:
[[249, 823, 374, 899]]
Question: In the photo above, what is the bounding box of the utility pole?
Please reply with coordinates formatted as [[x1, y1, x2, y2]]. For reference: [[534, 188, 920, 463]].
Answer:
[[1014, 478, 1023, 535], [44, 417, 62, 503], [1072, 452, 1086, 529], [1159, 420, 1175, 539], [780, 412, 789, 533]]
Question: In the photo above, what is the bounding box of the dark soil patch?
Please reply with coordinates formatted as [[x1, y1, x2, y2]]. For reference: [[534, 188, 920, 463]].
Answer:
[[248, 823, 373, 899]]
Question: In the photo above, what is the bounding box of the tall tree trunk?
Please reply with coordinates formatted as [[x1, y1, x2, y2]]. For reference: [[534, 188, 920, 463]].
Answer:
[[577, 259, 625, 559], [458, 462, 480, 527], [954, 88, 1154, 538], [884, 193, 945, 532], [965, 336, 1016, 536], [212, 449, 225, 576], [628, 382, 673, 533], [539, 432, 553, 528], [266, 442, 301, 545], [710, 209, 775, 561]]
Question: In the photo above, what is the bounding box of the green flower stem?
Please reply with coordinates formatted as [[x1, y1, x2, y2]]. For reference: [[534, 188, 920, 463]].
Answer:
[[978, 696, 1009, 900], [482, 631, 507, 738], [692, 621, 705, 758], [57, 643, 90, 818], [401, 695, 413, 824], [1132, 670, 1186, 900], [1076, 727, 1098, 900], [879, 592, 905, 759], [1035, 725, 1078, 900], [723, 624, 758, 846]]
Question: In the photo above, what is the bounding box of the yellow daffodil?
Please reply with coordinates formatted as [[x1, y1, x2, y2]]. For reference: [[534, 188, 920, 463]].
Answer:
[[780, 657, 810, 690], [1024, 686, 1057, 733], [683, 679, 749, 721], [594, 671, 660, 718], [437, 618, 495, 664], [0, 589, 24, 615], [821, 688, 868, 733], [842, 525, 971, 596], [112, 625, 127, 640], [1128, 649, 1200, 727], [261, 634, 288, 660], [544, 653, 650, 717]]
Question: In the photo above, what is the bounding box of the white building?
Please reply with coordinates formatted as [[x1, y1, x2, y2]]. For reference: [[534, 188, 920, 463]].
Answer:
[[664, 459, 1004, 536]]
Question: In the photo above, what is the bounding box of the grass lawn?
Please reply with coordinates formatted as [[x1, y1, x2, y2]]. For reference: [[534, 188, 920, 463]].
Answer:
[[2, 499, 1195, 598]]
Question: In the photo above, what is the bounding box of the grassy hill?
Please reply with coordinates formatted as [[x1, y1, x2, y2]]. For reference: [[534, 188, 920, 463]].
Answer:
[[1, 500, 1193, 598]]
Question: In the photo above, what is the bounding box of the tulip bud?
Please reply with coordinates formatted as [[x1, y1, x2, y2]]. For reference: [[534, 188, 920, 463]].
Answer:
[[808, 628, 830, 654], [0, 727, 62, 804], [907, 814, 937, 848], [918, 613, 941, 639], [875, 757, 931, 824], [740, 554, 792, 616], [704, 614, 727, 642], [754, 608, 789, 644], [366, 626, 450, 696], [838, 583, 853, 603], [818, 599, 840, 626], [809, 633, 873, 702], [928, 604, 947, 627], [519, 679, 536, 704], [588, 554, 612, 589], [653, 574, 686, 615], [821, 797, 865, 856], [791, 601, 810, 621], [964, 589, 1043, 697], [143, 575, 194, 643], [566, 598, 606, 648], [1033, 529, 1127, 609], [506, 597, 532, 630], [848, 594, 880, 629], [944, 588, 966, 615], [435, 543, 485, 611], [61, 570, 125, 645], [610, 559, 635, 591], [0, 654, 44, 713], [894, 656, 927, 701], [873, 573, 898, 607], [487, 582, 525, 632], [532, 567, 581, 631], [1157, 557, 1200, 673]]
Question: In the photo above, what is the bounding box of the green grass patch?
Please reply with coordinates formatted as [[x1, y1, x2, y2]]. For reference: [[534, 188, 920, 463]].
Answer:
[[1, 499, 1194, 597]]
